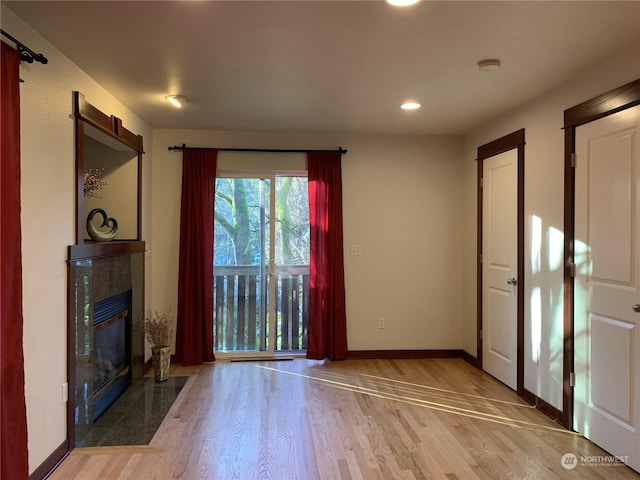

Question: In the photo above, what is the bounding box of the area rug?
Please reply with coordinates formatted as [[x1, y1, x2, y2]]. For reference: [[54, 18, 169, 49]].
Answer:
[[78, 376, 189, 447]]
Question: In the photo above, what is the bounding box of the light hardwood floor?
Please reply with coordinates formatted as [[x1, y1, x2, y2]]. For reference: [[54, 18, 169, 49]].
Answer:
[[49, 358, 640, 479]]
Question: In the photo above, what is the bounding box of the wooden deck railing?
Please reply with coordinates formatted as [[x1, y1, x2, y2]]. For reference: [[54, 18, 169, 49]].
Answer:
[[213, 265, 309, 352]]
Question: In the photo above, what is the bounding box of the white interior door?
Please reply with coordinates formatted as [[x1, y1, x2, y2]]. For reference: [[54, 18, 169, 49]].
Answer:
[[482, 149, 518, 390], [574, 104, 640, 471]]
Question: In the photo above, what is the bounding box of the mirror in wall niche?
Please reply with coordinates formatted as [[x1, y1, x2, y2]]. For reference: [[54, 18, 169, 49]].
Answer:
[[74, 91, 144, 244]]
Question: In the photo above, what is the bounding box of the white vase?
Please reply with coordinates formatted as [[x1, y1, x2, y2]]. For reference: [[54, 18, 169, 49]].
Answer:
[[151, 346, 171, 382]]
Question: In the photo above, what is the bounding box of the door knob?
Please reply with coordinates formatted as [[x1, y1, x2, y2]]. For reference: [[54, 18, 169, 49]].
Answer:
[[507, 278, 517, 286], [633, 304, 640, 313]]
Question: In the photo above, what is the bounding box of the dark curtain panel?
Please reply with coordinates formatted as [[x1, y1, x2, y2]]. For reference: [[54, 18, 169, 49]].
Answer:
[[306, 151, 348, 360], [1, 41, 29, 479], [175, 149, 217, 365]]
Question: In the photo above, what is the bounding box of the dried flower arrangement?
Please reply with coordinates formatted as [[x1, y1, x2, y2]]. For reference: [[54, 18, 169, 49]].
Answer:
[[83, 168, 108, 198], [143, 311, 174, 348]]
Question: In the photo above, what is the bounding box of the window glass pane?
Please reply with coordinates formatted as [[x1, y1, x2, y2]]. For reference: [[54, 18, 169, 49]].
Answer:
[[213, 178, 269, 352], [275, 176, 309, 266], [274, 176, 309, 351]]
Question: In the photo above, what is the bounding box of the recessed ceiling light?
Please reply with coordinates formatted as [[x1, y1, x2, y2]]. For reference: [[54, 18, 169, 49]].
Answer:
[[477, 59, 501, 72], [387, 0, 420, 6], [401, 102, 421, 110], [165, 95, 187, 108]]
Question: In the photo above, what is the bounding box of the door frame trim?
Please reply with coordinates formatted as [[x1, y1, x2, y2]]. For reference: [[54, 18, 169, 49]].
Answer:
[[476, 128, 525, 396], [562, 78, 640, 430]]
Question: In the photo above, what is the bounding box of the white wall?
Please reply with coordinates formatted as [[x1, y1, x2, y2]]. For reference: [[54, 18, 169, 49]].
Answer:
[[461, 41, 640, 409], [150, 129, 464, 353], [1, 6, 153, 474]]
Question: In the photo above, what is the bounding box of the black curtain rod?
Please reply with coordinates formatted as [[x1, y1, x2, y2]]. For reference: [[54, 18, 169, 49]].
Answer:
[[1, 29, 48, 64], [168, 143, 347, 154]]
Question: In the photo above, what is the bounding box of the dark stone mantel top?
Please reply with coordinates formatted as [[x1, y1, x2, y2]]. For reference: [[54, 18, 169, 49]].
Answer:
[[68, 241, 145, 261]]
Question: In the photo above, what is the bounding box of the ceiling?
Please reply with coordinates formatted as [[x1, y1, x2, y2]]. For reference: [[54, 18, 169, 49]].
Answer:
[[4, 1, 640, 135]]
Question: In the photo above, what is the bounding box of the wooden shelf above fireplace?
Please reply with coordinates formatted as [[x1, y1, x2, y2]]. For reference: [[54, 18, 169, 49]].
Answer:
[[68, 241, 145, 261]]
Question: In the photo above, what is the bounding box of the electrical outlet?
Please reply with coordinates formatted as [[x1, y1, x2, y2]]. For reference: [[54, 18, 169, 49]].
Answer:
[[61, 382, 68, 404], [350, 244, 363, 256], [378, 317, 385, 329]]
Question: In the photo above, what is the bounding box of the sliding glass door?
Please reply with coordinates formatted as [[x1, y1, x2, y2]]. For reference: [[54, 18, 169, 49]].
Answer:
[[213, 174, 309, 356]]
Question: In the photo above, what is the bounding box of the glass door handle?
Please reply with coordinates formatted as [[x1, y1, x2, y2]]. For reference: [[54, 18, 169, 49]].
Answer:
[[268, 260, 275, 277]]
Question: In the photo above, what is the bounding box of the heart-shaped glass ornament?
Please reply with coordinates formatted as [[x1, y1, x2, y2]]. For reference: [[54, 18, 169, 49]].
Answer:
[[86, 208, 118, 242]]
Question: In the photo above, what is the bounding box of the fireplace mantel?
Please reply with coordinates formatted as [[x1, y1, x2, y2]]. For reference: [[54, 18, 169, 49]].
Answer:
[[68, 240, 145, 261]]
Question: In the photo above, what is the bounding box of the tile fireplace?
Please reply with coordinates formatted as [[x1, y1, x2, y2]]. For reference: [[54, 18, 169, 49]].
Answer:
[[68, 242, 145, 447]]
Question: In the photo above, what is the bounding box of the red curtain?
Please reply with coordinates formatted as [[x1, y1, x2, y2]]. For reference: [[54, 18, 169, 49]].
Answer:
[[1, 41, 29, 479], [175, 149, 217, 365], [306, 151, 348, 360]]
